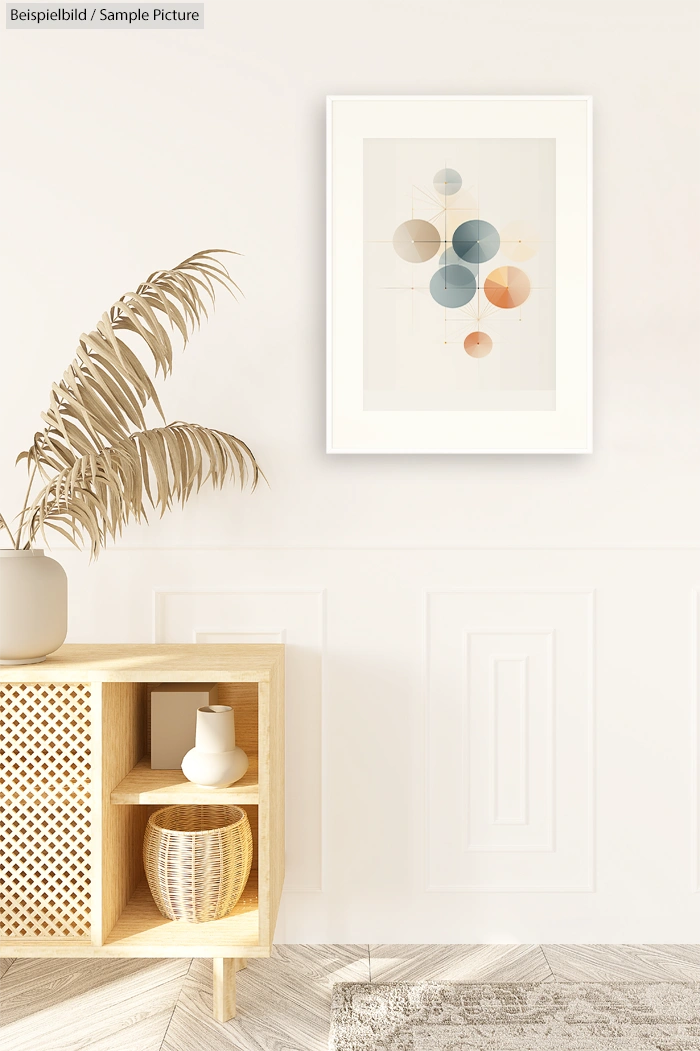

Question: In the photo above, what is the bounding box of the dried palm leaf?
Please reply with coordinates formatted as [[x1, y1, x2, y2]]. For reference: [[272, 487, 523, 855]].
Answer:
[[27, 423, 260, 559], [0, 513, 17, 547], [0, 249, 261, 556], [18, 250, 240, 478]]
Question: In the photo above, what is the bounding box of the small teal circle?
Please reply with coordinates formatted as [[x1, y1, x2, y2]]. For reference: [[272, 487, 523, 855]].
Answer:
[[433, 168, 462, 196], [429, 265, 477, 308]]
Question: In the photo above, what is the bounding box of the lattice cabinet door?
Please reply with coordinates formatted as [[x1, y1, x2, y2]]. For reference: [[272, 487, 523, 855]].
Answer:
[[0, 682, 93, 941]]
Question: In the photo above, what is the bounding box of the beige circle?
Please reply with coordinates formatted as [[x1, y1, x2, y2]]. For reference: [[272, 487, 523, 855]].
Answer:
[[464, 331, 493, 358], [392, 220, 441, 263], [499, 220, 539, 262]]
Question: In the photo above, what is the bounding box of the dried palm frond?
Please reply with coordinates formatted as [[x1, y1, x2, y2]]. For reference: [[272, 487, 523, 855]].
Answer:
[[27, 423, 260, 559], [0, 249, 261, 556], [0, 512, 17, 548], [18, 250, 240, 479]]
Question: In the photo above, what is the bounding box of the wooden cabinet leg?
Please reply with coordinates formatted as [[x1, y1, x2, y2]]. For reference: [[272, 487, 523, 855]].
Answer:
[[213, 958, 236, 1022]]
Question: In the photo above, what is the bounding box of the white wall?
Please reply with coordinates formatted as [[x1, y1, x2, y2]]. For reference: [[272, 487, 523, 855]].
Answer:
[[1, 0, 699, 942]]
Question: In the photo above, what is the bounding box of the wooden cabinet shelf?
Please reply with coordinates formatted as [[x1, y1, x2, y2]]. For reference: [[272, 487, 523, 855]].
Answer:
[[111, 756, 260, 805], [103, 876, 263, 957], [0, 644, 285, 1020]]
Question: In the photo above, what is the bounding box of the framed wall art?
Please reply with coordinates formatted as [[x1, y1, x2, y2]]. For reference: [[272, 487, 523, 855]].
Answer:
[[326, 95, 592, 453]]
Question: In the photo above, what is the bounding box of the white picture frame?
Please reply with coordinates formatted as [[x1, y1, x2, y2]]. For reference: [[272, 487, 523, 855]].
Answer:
[[326, 95, 592, 454]]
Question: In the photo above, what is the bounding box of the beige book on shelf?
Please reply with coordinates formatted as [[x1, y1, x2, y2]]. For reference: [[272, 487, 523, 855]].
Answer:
[[150, 683, 219, 769]]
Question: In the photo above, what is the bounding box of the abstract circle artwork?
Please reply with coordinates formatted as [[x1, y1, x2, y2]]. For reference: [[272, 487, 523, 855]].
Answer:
[[463, 332, 493, 358], [392, 219, 441, 263], [433, 168, 462, 196], [452, 219, 500, 264], [483, 266, 531, 309], [354, 123, 567, 436], [429, 265, 477, 308], [387, 164, 538, 363]]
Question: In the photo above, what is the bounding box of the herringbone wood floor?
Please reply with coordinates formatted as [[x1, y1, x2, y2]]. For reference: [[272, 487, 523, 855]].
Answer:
[[2, 945, 700, 1051]]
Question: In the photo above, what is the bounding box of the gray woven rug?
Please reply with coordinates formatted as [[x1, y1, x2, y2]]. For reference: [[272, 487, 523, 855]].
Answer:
[[329, 982, 700, 1049]]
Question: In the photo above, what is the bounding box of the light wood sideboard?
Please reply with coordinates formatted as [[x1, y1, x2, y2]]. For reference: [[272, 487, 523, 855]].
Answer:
[[0, 644, 285, 1021]]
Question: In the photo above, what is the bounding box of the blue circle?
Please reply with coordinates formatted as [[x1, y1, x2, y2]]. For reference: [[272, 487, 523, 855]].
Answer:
[[452, 220, 500, 264], [433, 168, 462, 195], [429, 265, 477, 308], [439, 247, 479, 276]]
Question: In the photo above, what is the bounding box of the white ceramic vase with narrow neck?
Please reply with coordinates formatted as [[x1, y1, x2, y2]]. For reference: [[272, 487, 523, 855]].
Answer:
[[0, 549, 68, 665], [181, 705, 249, 789]]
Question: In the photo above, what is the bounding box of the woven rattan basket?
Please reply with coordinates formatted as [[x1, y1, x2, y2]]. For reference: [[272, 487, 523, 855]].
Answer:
[[143, 805, 253, 923]]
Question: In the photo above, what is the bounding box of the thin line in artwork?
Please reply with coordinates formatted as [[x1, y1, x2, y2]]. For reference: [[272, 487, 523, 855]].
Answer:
[[414, 185, 438, 203], [414, 184, 444, 208], [376, 282, 549, 290], [378, 287, 548, 296], [457, 300, 500, 318]]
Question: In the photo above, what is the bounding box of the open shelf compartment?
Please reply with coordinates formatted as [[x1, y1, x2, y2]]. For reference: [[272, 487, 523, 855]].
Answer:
[[103, 873, 262, 957], [109, 677, 260, 806], [99, 669, 276, 955]]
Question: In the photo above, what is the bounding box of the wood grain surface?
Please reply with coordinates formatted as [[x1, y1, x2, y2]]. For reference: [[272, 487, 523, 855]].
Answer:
[[3, 945, 700, 1051]]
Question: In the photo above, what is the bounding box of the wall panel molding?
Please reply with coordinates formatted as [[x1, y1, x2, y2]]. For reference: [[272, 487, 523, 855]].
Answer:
[[462, 629, 555, 853], [426, 588, 595, 892], [491, 654, 528, 827], [50, 545, 699, 939]]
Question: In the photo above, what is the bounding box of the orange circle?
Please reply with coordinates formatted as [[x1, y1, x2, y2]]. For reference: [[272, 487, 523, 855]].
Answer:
[[464, 331, 493, 358], [483, 266, 530, 309]]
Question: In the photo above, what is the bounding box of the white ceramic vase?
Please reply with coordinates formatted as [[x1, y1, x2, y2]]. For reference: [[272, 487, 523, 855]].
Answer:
[[181, 704, 249, 789], [0, 549, 67, 665]]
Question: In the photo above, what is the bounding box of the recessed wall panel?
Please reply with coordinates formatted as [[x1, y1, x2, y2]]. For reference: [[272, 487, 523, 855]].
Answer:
[[427, 589, 594, 891]]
